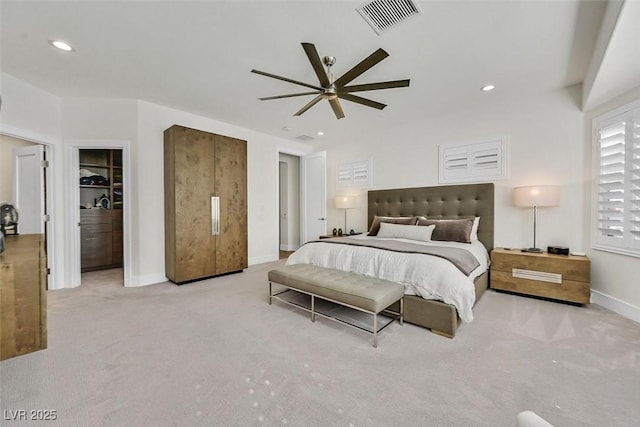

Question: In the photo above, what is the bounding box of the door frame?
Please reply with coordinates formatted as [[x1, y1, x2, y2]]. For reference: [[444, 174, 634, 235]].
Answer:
[[301, 151, 327, 243], [1, 127, 57, 289], [276, 147, 309, 257], [66, 140, 132, 287]]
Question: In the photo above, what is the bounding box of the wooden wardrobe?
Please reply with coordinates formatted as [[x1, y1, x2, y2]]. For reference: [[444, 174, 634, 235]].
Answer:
[[164, 125, 247, 284]]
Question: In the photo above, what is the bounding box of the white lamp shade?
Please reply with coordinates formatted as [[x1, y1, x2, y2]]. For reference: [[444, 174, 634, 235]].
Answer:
[[512, 186, 560, 207], [334, 195, 356, 209]]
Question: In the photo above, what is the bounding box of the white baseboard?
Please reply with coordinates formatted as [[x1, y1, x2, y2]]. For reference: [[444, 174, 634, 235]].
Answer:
[[249, 254, 279, 265], [279, 244, 299, 251], [127, 273, 169, 287], [591, 290, 640, 324]]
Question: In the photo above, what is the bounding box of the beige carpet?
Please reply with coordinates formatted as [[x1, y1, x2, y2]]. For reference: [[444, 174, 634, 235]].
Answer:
[[1, 261, 639, 426]]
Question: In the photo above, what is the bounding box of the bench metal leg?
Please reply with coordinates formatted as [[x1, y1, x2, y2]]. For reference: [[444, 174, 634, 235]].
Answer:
[[268, 280, 402, 348], [311, 295, 315, 322], [373, 314, 378, 348]]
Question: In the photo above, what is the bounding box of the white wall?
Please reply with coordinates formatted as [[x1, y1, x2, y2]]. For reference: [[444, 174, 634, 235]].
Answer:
[[0, 72, 66, 289], [136, 101, 311, 282], [0, 73, 62, 142], [318, 83, 640, 322], [1, 73, 312, 288], [61, 98, 312, 286], [61, 97, 139, 286], [4, 70, 637, 322], [0, 134, 34, 202], [585, 84, 640, 319], [319, 86, 586, 252]]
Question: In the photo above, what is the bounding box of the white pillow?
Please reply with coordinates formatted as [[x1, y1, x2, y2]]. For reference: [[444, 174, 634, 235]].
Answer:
[[377, 222, 435, 242], [471, 217, 480, 240]]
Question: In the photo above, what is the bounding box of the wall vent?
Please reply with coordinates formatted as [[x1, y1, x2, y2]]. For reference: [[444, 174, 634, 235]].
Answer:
[[356, 0, 423, 35], [295, 134, 315, 142]]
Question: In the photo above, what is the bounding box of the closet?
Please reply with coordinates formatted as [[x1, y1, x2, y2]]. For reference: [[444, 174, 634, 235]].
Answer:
[[164, 125, 247, 284], [79, 149, 123, 272]]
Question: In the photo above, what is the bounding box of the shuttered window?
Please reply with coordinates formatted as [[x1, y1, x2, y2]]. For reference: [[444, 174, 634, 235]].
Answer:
[[592, 99, 640, 257], [336, 159, 372, 189], [439, 137, 508, 184]]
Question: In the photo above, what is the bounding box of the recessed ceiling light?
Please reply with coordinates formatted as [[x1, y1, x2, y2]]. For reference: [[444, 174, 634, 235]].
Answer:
[[481, 84, 495, 92], [316, 131, 324, 136], [49, 39, 74, 52]]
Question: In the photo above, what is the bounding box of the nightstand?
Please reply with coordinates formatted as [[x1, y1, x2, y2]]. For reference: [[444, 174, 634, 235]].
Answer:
[[490, 248, 591, 304]]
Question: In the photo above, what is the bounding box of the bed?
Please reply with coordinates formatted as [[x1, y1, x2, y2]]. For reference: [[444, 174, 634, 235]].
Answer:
[[286, 183, 494, 338]]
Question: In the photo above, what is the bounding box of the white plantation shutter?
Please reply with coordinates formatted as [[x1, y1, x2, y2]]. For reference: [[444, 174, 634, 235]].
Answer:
[[592, 100, 640, 257], [439, 138, 508, 183], [630, 112, 640, 243], [336, 159, 372, 189]]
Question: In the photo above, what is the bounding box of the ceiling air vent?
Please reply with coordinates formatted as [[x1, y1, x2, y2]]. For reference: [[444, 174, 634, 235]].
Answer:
[[295, 134, 315, 142], [356, 0, 423, 35]]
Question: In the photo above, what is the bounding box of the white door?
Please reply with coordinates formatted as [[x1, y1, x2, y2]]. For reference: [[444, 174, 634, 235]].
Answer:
[[14, 145, 45, 234], [301, 151, 326, 243]]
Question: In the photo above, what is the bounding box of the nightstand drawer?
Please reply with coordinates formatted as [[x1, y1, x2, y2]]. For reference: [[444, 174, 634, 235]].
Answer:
[[490, 248, 591, 305], [491, 270, 590, 304], [491, 251, 589, 283]]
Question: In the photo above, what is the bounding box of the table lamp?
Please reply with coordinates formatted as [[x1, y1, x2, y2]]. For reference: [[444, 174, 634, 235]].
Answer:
[[334, 195, 356, 234], [513, 185, 560, 253]]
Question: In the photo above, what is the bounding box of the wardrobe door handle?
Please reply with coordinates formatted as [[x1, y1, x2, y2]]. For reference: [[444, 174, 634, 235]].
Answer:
[[211, 196, 220, 235]]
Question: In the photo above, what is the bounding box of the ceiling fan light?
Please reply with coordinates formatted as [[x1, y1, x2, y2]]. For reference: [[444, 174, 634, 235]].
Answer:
[[49, 39, 74, 52]]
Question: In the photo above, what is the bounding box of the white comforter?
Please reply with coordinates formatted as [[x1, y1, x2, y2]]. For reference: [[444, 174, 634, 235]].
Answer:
[[285, 235, 489, 322]]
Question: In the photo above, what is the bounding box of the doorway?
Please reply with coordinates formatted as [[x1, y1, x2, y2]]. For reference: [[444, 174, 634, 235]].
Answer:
[[1, 135, 52, 287], [278, 153, 300, 259], [66, 140, 131, 289], [79, 148, 124, 287]]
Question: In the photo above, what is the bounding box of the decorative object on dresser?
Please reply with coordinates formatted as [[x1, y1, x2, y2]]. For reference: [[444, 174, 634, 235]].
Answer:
[[0, 234, 47, 360], [512, 185, 560, 253], [490, 248, 590, 304], [548, 245, 569, 255], [164, 125, 247, 284], [334, 195, 356, 234], [0, 202, 19, 235], [319, 232, 362, 239]]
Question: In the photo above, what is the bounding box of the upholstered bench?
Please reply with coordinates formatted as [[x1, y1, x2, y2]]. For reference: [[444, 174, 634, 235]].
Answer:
[[268, 264, 404, 347]]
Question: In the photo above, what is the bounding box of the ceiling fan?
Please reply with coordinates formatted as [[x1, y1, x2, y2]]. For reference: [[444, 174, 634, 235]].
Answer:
[[251, 42, 410, 120]]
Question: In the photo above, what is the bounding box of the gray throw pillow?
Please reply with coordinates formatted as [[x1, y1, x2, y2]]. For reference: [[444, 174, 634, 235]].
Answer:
[[367, 216, 418, 236], [416, 217, 475, 243]]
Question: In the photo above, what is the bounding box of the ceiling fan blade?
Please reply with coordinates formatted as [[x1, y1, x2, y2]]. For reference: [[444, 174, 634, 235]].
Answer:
[[329, 98, 345, 120], [333, 48, 389, 88], [302, 43, 330, 88], [293, 94, 324, 116], [259, 91, 319, 101], [251, 69, 323, 91], [342, 79, 410, 93], [338, 93, 386, 110]]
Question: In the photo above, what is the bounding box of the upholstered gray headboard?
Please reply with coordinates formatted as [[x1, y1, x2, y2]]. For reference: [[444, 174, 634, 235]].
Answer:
[[367, 183, 495, 251]]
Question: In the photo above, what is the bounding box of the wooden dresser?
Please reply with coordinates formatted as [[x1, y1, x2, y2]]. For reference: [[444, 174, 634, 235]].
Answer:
[[490, 248, 591, 304], [0, 234, 47, 360], [164, 125, 248, 284]]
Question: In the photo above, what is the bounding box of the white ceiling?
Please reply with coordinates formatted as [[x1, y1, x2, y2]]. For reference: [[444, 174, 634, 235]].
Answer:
[[0, 1, 619, 144]]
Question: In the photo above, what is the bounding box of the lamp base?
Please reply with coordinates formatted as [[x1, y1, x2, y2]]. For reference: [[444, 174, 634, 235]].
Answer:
[[521, 247, 543, 253]]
